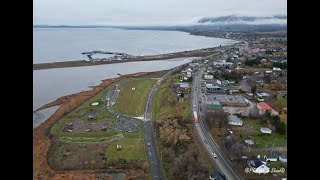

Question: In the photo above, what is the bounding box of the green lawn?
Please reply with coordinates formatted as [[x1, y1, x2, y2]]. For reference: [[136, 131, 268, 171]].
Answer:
[[105, 137, 146, 161], [113, 78, 156, 116], [233, 119, 287, 148]]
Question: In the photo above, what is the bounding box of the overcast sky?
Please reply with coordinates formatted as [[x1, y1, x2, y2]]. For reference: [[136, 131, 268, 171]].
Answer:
[[34, 0, 287, 26]]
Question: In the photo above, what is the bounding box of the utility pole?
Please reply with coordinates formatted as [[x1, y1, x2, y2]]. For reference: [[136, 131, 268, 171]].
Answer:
[[265, 142, 268, 152], [271, 142, 275, 154]]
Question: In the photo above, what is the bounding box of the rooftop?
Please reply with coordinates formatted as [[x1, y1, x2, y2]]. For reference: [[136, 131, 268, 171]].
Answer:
[[206, 94, 247, 104], [257, 102, 273, 111], [228, 115, 243, 124]]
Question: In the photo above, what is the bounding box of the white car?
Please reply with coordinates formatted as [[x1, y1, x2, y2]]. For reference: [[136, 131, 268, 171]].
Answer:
[[213, 153, 217, 158]]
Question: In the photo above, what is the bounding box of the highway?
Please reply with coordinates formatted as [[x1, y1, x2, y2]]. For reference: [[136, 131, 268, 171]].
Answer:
[[191, 65, 244, 180]]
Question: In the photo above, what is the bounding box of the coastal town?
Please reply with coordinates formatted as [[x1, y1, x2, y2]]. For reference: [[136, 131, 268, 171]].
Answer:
[[33, 26, 287, 180]]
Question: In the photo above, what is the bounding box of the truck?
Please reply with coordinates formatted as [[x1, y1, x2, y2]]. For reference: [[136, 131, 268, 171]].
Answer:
[[193, 111, 199, 123]]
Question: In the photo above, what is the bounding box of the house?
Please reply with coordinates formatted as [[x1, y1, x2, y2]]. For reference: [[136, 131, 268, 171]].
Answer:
[[213, 61, 233, 67], [260, 59, 267, 63], [257, 102, 279, 115], [260, 127, 272, 134], [206, 85, 225, 94], [256, 91, 270, 97], [204, 74, 214, 80], [247, 158, 270, 174], [88, 115, 96, 120], [279, 154, 287, 163], [245, 139, 254, 145], [209, 171, 225, 180], [181, 68, 193, 79], [228, 115, 243, 126], [256, 80, 263, 86], [173, 82, 190, 94], [273, 67, 281, 71], [264, 155, 278, 162], [186, 71, 192, 78], [216, 79, 229, 86], [272, 151, 282, 159]]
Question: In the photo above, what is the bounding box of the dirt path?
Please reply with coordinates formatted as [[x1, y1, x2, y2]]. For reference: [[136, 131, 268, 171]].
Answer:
[[33, 72, 151, 180]]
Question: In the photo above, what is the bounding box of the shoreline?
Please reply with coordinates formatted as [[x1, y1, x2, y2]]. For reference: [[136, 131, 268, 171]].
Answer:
[[33, 45, 233, 71], [33, 70, 170, 179]]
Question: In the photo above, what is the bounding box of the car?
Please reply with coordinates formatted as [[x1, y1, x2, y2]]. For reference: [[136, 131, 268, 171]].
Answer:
[[213, 153, 217, 158]]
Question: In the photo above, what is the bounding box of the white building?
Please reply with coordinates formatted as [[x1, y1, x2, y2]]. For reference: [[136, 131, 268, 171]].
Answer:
[[213, 61, 233, 67], [228, 115, 243, 126], [260, 127, 272, 134], [187, 71, 192, 78], [204, 74, 214, 80], [273, 67, 281, 71], [279, 155, 287, 163], [264, 155, 278, 162]]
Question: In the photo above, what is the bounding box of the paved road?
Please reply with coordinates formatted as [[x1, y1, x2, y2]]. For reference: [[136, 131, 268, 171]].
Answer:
[[143, 79, 165, 180], [191, 65, 244, 180], [143, 66, 184, 180]]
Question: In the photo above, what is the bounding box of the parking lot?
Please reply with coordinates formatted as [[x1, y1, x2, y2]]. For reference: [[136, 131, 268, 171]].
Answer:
[[114, 115, 141, 132]]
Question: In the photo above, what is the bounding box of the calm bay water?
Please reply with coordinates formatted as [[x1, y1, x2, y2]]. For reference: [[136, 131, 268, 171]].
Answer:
[[33, 28, 237, 112], [33, 58, 195, 110], [33, 28, 237, 63]]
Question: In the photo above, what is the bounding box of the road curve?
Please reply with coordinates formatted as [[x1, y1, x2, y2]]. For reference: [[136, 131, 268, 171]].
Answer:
[[143, 65, 187, 180]]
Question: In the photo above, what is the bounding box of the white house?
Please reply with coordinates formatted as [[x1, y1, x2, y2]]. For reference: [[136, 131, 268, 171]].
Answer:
[[186, 71, 192, 78], [204, 74, 214, 80], [260, 127, 272, 134], [247, 159, 270, 174], [273, 67, 281, 71], [213, 61, 233, 67], [228, 115, 243, 126], [216, 79, 229, 86], [264, 155, 278, 162], [256, 92, 270, 97]]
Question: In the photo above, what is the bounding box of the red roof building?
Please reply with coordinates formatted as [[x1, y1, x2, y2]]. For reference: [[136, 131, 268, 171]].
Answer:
[[257, 102, 279, 115]]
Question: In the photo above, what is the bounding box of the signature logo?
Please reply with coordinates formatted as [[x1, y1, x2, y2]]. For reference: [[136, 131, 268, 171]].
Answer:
[[245, 167, 285, 173]]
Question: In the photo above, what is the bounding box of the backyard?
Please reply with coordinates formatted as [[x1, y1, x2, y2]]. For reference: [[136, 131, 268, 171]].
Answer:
[[232, 119, 287, 148]]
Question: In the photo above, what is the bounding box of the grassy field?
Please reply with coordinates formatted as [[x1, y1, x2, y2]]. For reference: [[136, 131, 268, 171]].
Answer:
[[105, 137, 146, 161], [233, 119, 287, 148], [114, 78, 156, 116], [244, 66, 271, 72]]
